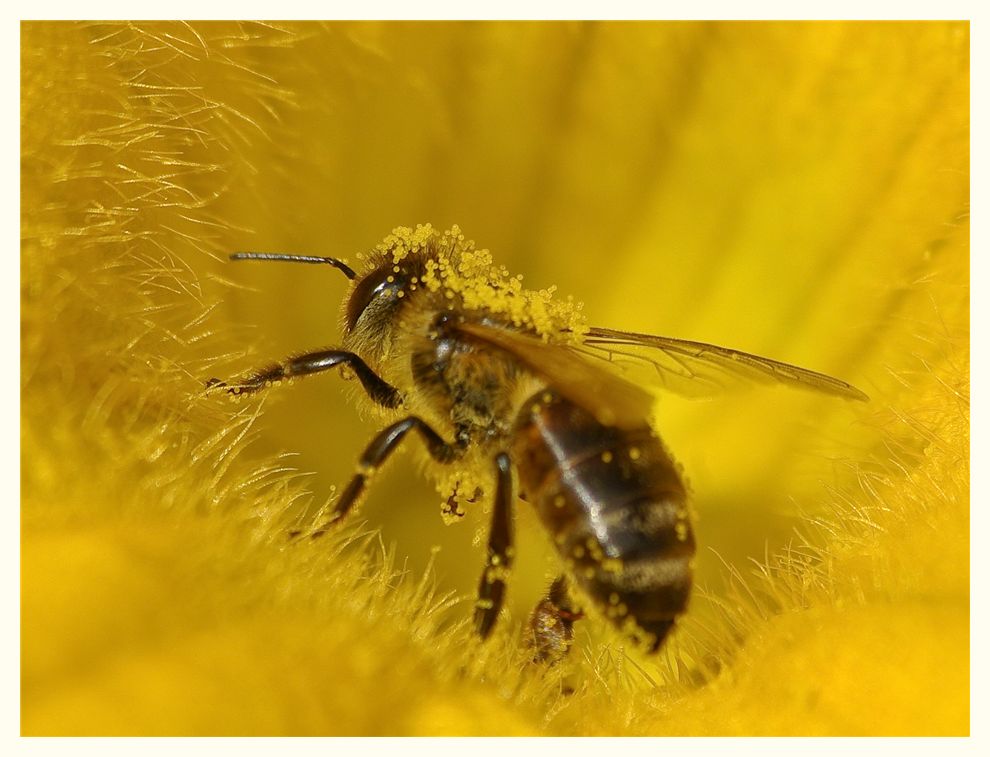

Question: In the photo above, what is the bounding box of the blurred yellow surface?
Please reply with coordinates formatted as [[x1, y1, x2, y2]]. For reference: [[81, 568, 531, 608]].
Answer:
[[21, 21, 968, 735]]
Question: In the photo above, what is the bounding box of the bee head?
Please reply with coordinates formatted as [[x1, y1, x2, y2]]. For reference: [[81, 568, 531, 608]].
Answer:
[[227, 247, 425, 363], [340, 253, 426, 355]]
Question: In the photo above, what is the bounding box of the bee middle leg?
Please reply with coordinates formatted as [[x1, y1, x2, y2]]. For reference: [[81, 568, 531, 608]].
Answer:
[[309, 416, 462, 537], [474, 452, 515, 640]]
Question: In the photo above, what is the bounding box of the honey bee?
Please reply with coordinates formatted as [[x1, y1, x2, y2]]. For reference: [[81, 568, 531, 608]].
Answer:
[[208, 225, 867, 662]]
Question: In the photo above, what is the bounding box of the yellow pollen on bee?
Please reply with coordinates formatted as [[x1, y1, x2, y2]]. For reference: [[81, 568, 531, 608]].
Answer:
[[372, 225, 589, 341], [583, 567, 596, 579], [572, 545, 585, 558], [357, 463, 376, 477], [586, 540, 604, 561], [601, 557, 624, 573], [485, 565, 510, 582], [386, 275, 395, 283], [541, 392, 553, 404], [609, 593, 620, 605], [393, 265, 401, 273], [601, 451, 614, 463], [629, 447, 641, 461], [553, 494, 566, 508], [675, 521, 689, 541], [397, 290, 405, 298]]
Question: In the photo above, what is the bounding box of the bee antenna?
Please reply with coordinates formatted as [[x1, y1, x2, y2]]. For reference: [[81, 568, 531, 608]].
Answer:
[[229, 252, 357, 280]]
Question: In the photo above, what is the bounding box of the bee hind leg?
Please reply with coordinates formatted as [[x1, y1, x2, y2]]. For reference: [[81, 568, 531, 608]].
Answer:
[[527, 575, 583, 665], [474, 452, 515, 640]]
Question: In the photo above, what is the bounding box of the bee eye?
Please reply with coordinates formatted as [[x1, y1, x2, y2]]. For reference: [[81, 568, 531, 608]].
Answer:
[[345, 267, 401, 331], [345, 255, 426, 332]]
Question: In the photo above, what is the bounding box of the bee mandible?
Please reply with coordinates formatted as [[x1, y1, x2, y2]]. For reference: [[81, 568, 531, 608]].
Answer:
[[208, 225, 867, 661]]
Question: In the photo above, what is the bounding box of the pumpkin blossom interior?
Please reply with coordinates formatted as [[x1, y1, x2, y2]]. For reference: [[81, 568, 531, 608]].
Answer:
[[21, 21, 968, 735]]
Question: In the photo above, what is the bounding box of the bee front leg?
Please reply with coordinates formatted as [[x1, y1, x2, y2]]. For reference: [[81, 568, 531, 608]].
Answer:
[[474, 452, 515, 640], [527, 575, 584, 665], [308, 417, 462, 537], [206, 349, 401, 408]]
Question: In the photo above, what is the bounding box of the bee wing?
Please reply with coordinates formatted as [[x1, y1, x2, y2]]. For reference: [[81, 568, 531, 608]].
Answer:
[[578, 327, 869, 402], [454, 321, 655, 429]]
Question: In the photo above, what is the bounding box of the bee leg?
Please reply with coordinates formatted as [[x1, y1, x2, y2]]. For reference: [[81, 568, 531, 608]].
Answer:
[[474, 452, 515, 640], [309, 416, 462, 537], [206, 349, 401, 408], [527, 575, 583, 665]]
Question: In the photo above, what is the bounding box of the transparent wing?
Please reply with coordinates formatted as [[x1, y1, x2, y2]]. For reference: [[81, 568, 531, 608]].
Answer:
[[578, 327, 868, 402], [454, 322, 655, 429]]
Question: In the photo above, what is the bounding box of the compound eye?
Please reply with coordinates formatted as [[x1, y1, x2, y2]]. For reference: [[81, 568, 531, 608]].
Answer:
[[345, 267, 399, 331]]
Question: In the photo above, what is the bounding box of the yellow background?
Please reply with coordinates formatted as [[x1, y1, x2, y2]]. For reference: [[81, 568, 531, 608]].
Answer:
[[22, 21, 969, 735]]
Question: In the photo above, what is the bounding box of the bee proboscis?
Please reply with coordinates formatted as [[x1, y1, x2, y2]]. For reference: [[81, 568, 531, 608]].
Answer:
[[208, 225, 867, 662]]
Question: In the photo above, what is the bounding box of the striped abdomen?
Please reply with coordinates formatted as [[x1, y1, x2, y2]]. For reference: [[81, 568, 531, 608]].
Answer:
[[512, 390, 695, 651]]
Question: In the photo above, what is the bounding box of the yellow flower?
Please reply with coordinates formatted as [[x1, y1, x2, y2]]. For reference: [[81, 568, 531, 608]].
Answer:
[[22, 21, 968, 735]]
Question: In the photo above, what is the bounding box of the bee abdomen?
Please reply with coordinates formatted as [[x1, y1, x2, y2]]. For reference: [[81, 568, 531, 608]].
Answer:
[[512, 390, 695, 650]]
